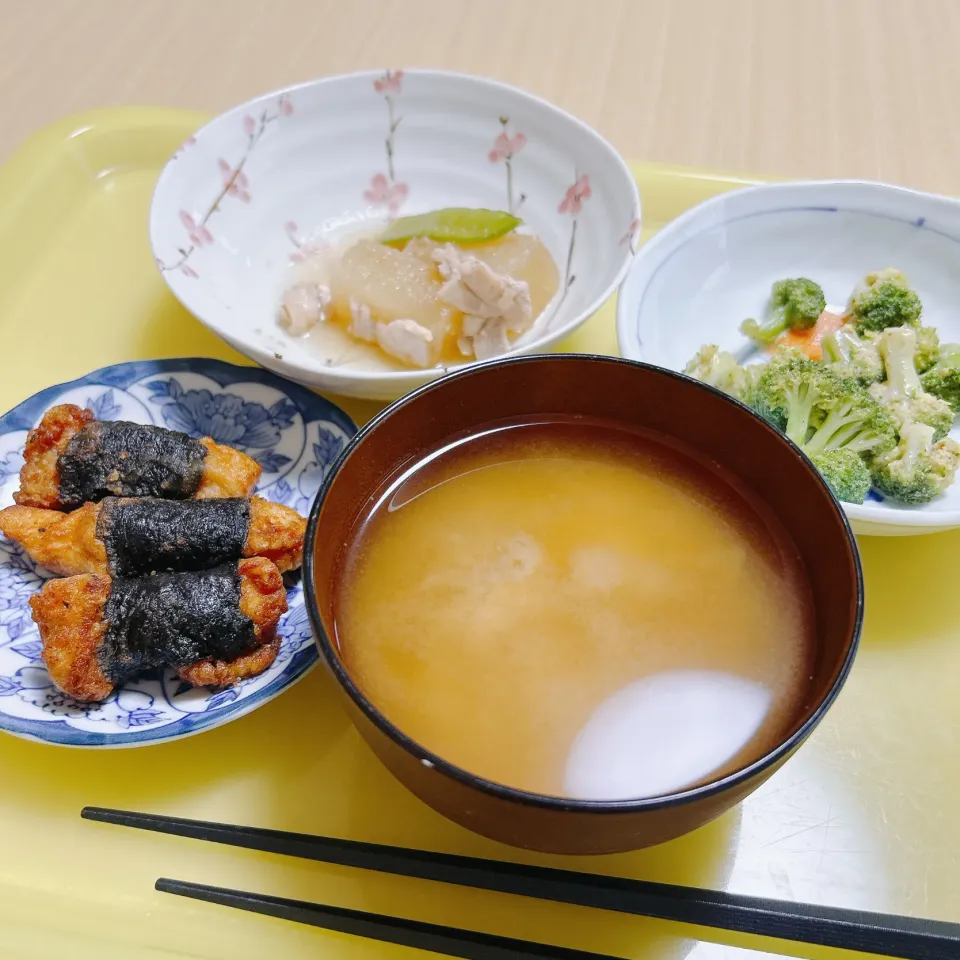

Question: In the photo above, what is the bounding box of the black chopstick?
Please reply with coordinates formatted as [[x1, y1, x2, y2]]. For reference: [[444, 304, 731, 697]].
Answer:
[[158, 877, 620, 959], [85, 806, 960, 960]]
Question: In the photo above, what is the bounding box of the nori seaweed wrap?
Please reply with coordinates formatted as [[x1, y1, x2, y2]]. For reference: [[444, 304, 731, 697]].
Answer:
[[13, 404, 262, 510], [29, 558, 288, 701], [0, 496, 306, 577], [97, 497, 251, 577], [100, 564, 255, 684], [58, 420, 208, 509]]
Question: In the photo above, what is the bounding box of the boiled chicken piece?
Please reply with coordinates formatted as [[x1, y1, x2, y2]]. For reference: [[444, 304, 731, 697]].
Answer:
[[433, 245, 533, 360], [375, 318, 435, 368], [280, 283, 331, 335]]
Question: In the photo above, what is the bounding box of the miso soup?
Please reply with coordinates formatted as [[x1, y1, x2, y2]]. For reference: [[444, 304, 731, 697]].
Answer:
[[334, 416, 814, 800]]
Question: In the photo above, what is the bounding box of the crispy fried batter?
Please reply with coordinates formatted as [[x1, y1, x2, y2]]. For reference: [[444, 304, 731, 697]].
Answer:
[[14, 404, 94, 509], [29, 557, 286, 699], [196, 437, 262, 498], [238, 556, 289, 641], [176, 634, 282, 687], [0, 496, 303, 576], [0, 503, 108, 576], [245, 497, 306, 573], [14, 404, 261, 510], [176, 557, 287, 686], [29, 574, 113, 701]]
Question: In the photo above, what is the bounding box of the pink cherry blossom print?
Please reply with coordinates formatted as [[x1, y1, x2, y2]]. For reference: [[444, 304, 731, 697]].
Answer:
[[161, 90, 293, 275], [620, 216, 641, 247], [285, 221, 332, 263], [364, 173, 409, 214], [559, 174, 592, 216], [179, 210, 213, 246], [373, 72, 404, 181], [181, 264, 199, 279], [289, 242, 330, 265], [374, 70, 403, 94], [488, 131, 527, 163], [173, 134, 197, 159], [218, 158, 251, 203], [364, 174, 389, 203], [491, 117, 527, 214]]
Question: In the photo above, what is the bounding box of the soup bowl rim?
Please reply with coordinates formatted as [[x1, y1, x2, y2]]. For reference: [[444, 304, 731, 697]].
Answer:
[[303, 353, 864, 814]]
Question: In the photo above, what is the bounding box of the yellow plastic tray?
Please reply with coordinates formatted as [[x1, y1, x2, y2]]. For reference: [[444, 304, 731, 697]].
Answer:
[[0, 108, 956, 960]]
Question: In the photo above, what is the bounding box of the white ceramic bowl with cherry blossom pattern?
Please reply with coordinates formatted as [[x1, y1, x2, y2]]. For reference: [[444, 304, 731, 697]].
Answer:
[[150, 70, 640, 400]]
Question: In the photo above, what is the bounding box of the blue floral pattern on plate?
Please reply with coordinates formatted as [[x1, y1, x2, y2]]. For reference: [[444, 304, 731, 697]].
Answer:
[[0, 358, 356, 747]]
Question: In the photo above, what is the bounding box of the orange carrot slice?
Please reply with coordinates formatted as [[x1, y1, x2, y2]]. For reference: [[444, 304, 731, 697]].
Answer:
[[770, 310, 845, 361]]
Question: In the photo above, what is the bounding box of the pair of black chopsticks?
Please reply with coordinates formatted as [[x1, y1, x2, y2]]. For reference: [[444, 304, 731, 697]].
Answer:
[[83, 806, 959, 960]]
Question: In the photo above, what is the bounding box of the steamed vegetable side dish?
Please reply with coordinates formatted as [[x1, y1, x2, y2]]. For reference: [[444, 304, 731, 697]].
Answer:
[[686, 270, 960, 505]]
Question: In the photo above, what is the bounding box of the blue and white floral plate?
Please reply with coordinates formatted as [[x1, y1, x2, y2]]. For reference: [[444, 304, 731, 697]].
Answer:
[[0, 358, 356, 747]]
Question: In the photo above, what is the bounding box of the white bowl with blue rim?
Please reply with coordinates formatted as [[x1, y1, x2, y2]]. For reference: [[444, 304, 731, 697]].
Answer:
[[616, 180, 960, 537], [0, 358, 355, 747], [149, 69, 640, 401]]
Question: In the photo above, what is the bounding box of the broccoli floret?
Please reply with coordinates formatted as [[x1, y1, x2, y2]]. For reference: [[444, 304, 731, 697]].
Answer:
[[820, 324, 883, 385], [803, 381, 897, 458], [870, 327, 955, 440], [887, 394, 955, 443], [753, 355, 896, 456], [848, 268, 922, 333], [920, 344, 960, 413], [751, 354, 828, 442], [740, 278, 826, 345], [740, 364, 765, 408], [871, 422, 960, 504], [914, 325, 940, 373], [809, 449, 872, 504], [684, 345, 754, 402], [936, 343, 960, 367]]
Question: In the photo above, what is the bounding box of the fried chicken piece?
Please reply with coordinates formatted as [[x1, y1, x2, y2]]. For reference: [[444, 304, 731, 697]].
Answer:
[[31, 573, 113, 701], [196, 436, 263, 501], [13, 404, 261, 510], [244, 497, 306, 573], [29, 558, 287, 701], [14, 404, 93, 511], [0, 502, 107, 577], [0, 496, 305, 577], [177, 557, 287, 686]]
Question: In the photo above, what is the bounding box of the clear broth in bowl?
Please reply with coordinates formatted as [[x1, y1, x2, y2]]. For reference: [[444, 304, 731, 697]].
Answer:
[[334, 416, 814, 800]]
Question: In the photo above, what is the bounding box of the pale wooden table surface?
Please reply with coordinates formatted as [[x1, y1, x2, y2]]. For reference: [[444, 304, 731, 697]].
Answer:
[[2, 0, 957, 192]]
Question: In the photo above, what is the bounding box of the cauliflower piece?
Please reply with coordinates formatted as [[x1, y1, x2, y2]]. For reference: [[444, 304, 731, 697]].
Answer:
[[434, 245, 532, 360], [280, 283, 331, 336], [374, 318, 434, 368]]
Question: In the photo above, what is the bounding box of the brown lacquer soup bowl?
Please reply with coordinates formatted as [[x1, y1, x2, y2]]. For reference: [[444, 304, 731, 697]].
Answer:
[[303, 355, 862, 854]]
